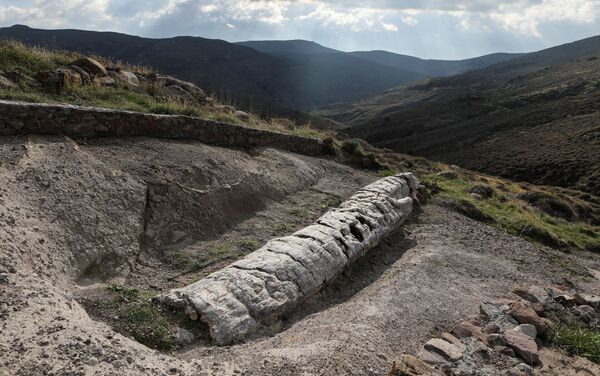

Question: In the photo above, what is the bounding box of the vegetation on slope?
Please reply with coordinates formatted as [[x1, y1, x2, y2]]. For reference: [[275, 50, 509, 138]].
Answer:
[[424, 170, 600, 253], [0, 40, 326, 139], [550, 325, 600, 363], [317, 36, 600, 194]]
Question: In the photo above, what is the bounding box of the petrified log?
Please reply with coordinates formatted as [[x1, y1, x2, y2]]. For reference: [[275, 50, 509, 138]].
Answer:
[[157, 173, 419, 345]]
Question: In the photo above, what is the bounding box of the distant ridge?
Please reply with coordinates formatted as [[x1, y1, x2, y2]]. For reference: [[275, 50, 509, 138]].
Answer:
[[0, 25, 428, 113], [315, 34, 600, 193]]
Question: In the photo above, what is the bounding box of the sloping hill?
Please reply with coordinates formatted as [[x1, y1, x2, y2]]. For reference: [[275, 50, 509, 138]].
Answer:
[[349, 50, 522, 77], [0, 25, 425, 112], [239, 39, 521, 77], [237, 39, 339, 55], [316, 36, 600, 194]]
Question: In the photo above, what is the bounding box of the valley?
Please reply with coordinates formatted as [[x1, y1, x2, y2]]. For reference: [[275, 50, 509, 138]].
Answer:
[[0, 20, 599, 376], [315, 36, 600, 194]]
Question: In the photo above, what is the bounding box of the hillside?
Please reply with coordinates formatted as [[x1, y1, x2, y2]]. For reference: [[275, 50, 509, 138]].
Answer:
[[1, 40, 600, 376], [239, 40, 521, 77], [0, 25, 423, 112], [316, 35, 600, 194]]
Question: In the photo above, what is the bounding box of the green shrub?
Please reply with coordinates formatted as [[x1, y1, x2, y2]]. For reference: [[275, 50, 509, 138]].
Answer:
[[519, 191, 575, 221], [550, 325, 600, 363]]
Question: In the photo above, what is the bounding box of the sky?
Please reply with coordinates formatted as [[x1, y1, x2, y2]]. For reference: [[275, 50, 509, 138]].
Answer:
[[1, 1, 600, 59]]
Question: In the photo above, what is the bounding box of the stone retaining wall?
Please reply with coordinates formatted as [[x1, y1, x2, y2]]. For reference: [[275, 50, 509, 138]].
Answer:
[[158, 173, 420, 345], [0, 100, 323, 156]]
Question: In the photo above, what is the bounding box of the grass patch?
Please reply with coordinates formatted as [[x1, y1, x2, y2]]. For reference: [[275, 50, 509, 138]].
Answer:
[[425, 173, 600, 252], [550, 324, 600, 363], [237, 239, 260, 252], [89, 285, 175, 350]]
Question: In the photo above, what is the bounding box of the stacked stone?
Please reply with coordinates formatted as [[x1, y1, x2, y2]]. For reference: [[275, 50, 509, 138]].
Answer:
[[158, 173, 419, 345], [0, 100, 323, 156]]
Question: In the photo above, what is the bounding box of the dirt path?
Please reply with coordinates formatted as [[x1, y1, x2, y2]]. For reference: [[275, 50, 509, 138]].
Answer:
[[1, 135, 599, 375], [172, 204, 600, 375]]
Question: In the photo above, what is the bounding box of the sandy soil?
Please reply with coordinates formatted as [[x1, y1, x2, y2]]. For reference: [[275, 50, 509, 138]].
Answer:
[[1, 135, 599, 375]]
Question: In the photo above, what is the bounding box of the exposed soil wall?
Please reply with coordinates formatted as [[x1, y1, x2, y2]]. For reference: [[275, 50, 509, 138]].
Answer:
[[0, 100, 324, 156]]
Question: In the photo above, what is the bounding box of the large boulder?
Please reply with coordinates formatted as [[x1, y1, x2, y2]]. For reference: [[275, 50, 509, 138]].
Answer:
[[35, 68, 82, 91], [234, 110, 250, 122], [504, 330, 540, 366], [119, 71, 140, 87], [71, 57, 108, 77], [162, 85, 195, 103], [156, 75, 206, 103]]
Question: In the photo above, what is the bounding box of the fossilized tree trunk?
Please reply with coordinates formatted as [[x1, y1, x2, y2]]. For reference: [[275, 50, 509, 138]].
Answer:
[[157, 173, 419, 345]]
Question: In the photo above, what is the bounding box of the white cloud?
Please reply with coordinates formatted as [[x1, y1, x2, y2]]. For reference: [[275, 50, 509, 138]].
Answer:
[[382, 22, 398, 32], [401, 16, 418, 26], [1, 0, 600, 58]]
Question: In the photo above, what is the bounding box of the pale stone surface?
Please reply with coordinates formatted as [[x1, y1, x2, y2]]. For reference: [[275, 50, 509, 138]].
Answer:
[[513, 324, 537, 339], [158, 174, 419, 344], [424, 338, 464, 361]]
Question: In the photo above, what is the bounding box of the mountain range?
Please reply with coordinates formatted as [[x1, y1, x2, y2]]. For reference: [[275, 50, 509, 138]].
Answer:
[[0, 25, 518, 114], [316, 35, 600, 193]]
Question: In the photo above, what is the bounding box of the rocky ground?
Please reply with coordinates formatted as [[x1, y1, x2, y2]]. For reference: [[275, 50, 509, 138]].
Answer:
[[1, 135, 599, 375], [389, 284, 600, 375]]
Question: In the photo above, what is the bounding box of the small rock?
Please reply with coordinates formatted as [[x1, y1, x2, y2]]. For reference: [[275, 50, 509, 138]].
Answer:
[[480, 302, 505, 321], [575, 305, 595, 323], [504, 330, 540, 366], [483, 323, 500, 334], [494, 345, 516, 357], [234, 111, 250, 122], [97, 76, 116, 86], [469, 185, 494, 199], [531, 303, 545, 316], [512, 285, 550, 304], [574, 293, 600, 308], [416, 349, 448, 366], [513, 324, 537, 339], [441, 332, 466, 351], [388, 354, 443, 376], [511, 363, 533, 376], [451, 321, 487, 344], [554, 294, 577, 307], [424, 338, 463, 362], [174, 327, 194, 345], [487, 333, 506, 347]]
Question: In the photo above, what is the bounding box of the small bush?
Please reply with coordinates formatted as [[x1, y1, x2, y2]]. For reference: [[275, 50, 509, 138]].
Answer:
[[469, 184, 494, 199], [550, 325, 600, 363], [451, 199, 495, 223], [237, 239, 259, 252], [95, 285, 176, 350], [519, 191, 575, 221], [341, 139, 363, 156]]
